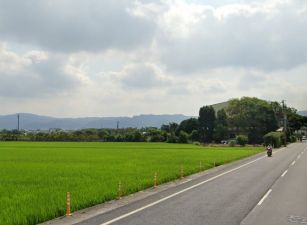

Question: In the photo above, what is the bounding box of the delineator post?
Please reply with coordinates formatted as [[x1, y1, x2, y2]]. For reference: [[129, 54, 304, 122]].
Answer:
[[154, 172, 157, 188], [180, 166, 184, 179], [117, 181, 122, 200], [66, 192, 72, 216]]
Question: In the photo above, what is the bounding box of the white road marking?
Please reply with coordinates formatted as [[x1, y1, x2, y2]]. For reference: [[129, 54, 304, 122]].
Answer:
[[181, 179, 192, 184], [257, 189, 272, 206], [291, 161, 296, 166], [99, 148, 286, 225], [281, 170, 288, 177]]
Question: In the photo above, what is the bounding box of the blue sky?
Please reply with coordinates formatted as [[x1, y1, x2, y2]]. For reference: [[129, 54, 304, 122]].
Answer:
[[0, 0, 306, 117]]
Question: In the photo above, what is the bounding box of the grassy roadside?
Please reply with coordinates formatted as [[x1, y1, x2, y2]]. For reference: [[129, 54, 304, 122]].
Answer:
[[0, 142, 263, 225]]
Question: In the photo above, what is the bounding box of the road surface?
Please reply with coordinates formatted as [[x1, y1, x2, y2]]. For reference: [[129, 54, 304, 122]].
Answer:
[[72, 142, 306, 225]]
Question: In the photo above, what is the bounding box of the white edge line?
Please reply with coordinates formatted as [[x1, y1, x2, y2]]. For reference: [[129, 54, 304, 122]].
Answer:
[[100, 148, 285, 225], [100, 156, 264, 225], [281, 170, 288, 177], [257, 189, 272, 206]]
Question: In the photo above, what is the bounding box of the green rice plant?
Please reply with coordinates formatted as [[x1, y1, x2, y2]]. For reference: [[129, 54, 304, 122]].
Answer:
[[0, 142, 262, 225]]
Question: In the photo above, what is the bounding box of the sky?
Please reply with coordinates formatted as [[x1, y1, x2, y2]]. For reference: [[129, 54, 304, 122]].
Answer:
[[0, 0, 306, 117]]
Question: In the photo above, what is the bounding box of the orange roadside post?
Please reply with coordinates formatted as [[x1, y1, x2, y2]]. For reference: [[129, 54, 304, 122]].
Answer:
[[117, 181, 122, 200], [66, 192, 72, 216], [154, 172, 157, 188]]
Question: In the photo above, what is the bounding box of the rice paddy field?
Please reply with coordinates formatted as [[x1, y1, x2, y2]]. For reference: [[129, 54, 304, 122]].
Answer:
[[0, 142, 263, 225]]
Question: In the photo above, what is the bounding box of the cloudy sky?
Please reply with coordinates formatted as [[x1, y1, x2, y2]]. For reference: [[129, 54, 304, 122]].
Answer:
[[0, 0, 306, 117]]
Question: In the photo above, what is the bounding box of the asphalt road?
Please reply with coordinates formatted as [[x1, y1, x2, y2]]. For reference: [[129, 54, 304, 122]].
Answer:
[[241, 143, 307, 225], [75, 142, 306, 225]]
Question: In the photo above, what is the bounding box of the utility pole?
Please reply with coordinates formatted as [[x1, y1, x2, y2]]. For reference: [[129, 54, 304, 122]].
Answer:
[[282, 100, 287, 146], [117, 121, 119, 129], [17, 114, 20, 131]]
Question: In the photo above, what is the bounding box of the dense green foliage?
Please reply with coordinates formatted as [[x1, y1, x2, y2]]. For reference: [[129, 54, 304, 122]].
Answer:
[[198, 106, 216, 143], [0, 142, 263, 225], [263, 132, 285, 148], [236, 135, 248, 146], [227, 97, 278, 143], [0, 97, 305, 145], [213, 109, 229, 142]]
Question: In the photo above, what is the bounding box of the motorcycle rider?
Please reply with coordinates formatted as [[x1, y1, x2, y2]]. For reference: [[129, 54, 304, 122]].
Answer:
[[267, 144, 272, 156]]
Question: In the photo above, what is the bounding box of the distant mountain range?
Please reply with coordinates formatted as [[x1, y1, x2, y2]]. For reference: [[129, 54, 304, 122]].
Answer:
[[1, 105, 305, 130], [298, 111, 307, 116], [0, 113, 191, 130]]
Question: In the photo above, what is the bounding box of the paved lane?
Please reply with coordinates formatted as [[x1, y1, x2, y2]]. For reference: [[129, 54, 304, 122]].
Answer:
[[241, 144, 307, 225], [74, 143, 306, 225]]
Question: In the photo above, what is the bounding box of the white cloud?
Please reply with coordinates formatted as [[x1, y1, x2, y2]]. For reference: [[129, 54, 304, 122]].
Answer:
[[24, 51, 48, 63], [0, 44, 86, 98], [0, 0, 156, 52], [155, 0, 307, 72], [0, 0, 307, 116], [0, 43, 31, 71], [114, 63, 171, 89]]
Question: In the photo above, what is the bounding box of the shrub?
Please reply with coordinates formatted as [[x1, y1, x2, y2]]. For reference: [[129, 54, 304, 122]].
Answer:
[[167, 133, 178, 143], [178, 131, 189, 143], [229, 140, 236, 147], [193, 141, 201, 146], [236, 135, 248, 146], [189, 130, 199, 142]]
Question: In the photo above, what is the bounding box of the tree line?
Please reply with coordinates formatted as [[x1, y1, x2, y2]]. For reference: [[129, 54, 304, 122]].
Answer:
[[1, 97, 306, 144]]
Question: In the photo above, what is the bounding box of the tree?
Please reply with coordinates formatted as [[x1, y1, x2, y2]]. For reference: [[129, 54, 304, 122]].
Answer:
[[178, 131, 189, 143], [213, 109, 228, 143], [198, 106, 216, 143], [271, 101, 305, 141], [167, 133, 178, 143], [236, 135, 248, 146], [161, 123, 178, 133], [190, 130, 199, 142], [226, 97, 278, 144], [98, 130, 109, 141], [177, 118, 199, 134]]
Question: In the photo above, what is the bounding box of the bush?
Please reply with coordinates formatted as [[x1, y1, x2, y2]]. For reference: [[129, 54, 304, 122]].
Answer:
[[193, 141, 201, 146], [178, 131, 189, 143], [236, 135, 248, 146], [229, 140, 236, 147], [167, 133, 178, 143], [189, 130, 199, 142], [263, 132, 284, 148]]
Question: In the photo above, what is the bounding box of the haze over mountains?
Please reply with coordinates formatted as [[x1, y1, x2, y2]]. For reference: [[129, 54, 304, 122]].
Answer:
[[1, 103, 306, 130], [0, 113, 191, 130], [299, 111, 307, 117]]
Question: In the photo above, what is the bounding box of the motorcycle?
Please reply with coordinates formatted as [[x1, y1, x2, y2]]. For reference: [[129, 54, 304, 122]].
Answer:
[[267, 146, 272, 157]]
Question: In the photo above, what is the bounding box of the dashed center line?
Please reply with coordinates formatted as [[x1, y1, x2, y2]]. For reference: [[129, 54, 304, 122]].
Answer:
[[257, 189, 272, 206], [281, 170, 288, 177], [291, 161, 296, 166]]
